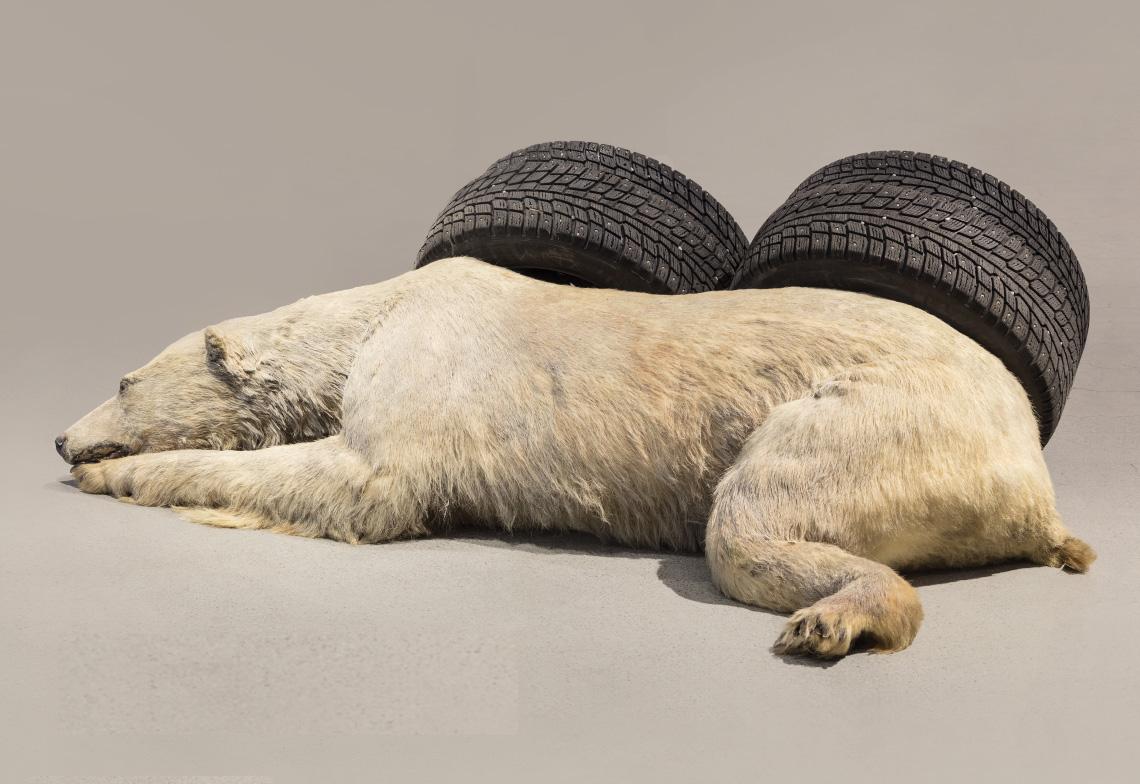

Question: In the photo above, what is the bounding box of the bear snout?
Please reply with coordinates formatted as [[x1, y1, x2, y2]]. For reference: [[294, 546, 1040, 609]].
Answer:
[[59, 396, 134, 464], [55, 434, 130, 465]]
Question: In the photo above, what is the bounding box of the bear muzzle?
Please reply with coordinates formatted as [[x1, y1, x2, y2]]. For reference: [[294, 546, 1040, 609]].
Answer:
[[54, 433, 131, 465], [58, 396, 135, 464]]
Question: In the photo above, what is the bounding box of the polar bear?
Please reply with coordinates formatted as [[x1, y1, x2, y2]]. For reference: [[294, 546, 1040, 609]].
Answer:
[[57, 257, 1094, 658]]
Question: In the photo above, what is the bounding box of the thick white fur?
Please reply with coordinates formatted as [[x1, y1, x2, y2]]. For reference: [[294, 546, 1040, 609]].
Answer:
[[63, 258, 1095, 658]]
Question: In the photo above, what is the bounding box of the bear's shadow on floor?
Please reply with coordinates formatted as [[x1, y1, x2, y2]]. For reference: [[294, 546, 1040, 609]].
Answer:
[[454, 528, 1036, 668], [55, 475, 1035, 598], [56, 479, 1035, 667], [453, 527, 1035, 594]]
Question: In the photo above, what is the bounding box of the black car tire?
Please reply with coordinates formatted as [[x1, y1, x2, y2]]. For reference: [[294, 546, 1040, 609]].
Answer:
[[734, 151, 1090, 444], [417, 141, 747, 293]]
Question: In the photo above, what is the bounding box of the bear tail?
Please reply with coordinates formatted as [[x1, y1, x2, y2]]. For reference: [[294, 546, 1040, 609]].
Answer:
[[1046, 535, 1097, 573]]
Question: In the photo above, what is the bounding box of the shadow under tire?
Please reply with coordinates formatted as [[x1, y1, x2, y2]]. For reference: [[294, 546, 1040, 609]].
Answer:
[[734, 151, 1090, 444], [416, 141, 747, 293]]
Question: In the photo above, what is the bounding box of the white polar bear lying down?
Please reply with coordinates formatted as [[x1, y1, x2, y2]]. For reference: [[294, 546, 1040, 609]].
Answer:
[[58, 257, 1094, 658]]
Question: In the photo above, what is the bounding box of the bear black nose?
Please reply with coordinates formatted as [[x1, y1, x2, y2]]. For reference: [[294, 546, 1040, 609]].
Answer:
[[54, 434, 68, 459]]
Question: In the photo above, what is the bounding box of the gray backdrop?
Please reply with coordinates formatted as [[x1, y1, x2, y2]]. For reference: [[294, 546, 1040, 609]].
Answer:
[[3, 1, 1137, 782]]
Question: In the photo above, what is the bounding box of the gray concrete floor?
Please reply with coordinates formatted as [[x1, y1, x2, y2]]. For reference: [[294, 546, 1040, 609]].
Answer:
[[7, 315, 1138, 782], [3, 2, 1138, 782]]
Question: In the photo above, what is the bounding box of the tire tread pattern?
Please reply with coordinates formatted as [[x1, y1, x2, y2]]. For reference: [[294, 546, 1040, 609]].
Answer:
[[735, 151, 1090, 443], [417, 141, 746, 293]]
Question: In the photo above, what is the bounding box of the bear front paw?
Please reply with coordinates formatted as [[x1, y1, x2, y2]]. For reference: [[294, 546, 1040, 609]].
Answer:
[[72, 458, 141, 501], [71, 463, 109, 495]]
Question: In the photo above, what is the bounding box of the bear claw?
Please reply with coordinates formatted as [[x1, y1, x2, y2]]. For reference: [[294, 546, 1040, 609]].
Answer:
[[773, 606, 864, 659]]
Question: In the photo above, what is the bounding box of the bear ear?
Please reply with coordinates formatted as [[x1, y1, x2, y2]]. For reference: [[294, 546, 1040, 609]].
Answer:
[[204, 327, 244, 377], [205, 326, 264, 380], [204, 327, 227, 363]]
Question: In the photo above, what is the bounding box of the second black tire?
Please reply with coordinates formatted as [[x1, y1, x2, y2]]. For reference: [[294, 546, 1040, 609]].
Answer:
[[416, 141, 746, 293], [734, 151, 1089, 444]]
